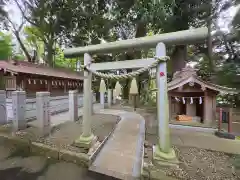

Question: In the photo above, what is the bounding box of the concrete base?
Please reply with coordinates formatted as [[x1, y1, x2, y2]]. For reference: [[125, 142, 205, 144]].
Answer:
[[142, 162, 178, 180], [74, 134, 97, 149], [152, 145, 179, 168]]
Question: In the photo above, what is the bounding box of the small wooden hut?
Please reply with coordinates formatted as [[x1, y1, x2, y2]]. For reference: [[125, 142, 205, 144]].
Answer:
[[168, 67, 236, 124], [0, 60, 85, 97]]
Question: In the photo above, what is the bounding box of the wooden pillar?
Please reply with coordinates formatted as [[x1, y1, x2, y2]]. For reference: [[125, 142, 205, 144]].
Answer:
[[218, 108, 222, 131], [64, 80, 67, 93], [212, 95, 217, 121], [203, 91, 211, 125], [228, 108, 232, 133], [22, 76, 27, 91], [47, 78, 52, 93], [0, 71, 4, 90]]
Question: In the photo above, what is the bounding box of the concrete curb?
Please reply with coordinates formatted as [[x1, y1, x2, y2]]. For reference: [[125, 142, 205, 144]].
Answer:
[[0, 134, 90, 167], [169, 124, 217, 133], [89, 116, 121, 165], [133, 115, 145, 179]]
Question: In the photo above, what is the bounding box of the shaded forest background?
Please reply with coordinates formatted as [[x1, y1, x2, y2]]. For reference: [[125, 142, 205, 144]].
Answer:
[[0, 0, 239, 106]]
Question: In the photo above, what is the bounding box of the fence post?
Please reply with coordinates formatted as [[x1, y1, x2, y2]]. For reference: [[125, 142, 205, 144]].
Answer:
[[69, 90, 78, 121], [0, 90, 7, 125], [12, 91, 26, 131], [36, 92, 50, 136]]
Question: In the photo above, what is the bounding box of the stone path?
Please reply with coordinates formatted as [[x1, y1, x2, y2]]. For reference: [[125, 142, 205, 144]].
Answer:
[[28, 103, 102, 128], [89, 109, 145, 180]]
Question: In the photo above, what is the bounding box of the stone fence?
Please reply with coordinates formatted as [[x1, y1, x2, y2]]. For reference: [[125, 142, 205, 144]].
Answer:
[[5, 92, 96, 122]]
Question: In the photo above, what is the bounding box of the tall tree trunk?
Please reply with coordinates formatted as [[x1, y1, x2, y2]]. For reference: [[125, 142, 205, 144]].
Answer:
[[14, 32, 32, 62], [171, 45, 187, 73], [170, 1, 189, 73], [46, 41, 54, 67]]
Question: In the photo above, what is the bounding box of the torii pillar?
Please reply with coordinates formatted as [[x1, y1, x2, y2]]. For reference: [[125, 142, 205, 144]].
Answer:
[[153, 42, 178, 166]]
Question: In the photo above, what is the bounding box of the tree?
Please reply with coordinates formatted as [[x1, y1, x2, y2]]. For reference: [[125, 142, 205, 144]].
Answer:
[[54, 46, 79, 69], [23, 26, 45, 63], [1, 1, 32, 62], [0, 0, 9, 29], [14, 0, 90, 67], [0, 31, 13, 59]]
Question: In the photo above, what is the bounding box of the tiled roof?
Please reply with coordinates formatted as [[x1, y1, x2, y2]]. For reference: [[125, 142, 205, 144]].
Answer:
[[0, 60, 84, 80], [167, 67, 237, 94], [152, 67, 237, 94]]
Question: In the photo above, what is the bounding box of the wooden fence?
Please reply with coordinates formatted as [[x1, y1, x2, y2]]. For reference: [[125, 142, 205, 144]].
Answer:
[[216, 107, 240, 122]]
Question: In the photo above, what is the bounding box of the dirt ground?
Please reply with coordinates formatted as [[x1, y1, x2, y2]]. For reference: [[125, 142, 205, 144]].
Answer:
[[1, 114, 119, 153]]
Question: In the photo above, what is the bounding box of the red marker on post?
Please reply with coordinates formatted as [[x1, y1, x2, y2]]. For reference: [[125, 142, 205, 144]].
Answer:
[[160, 72, 165, 77]]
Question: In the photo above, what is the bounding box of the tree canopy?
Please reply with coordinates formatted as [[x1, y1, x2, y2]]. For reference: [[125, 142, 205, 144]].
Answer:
[[0, 31, 13, 59], [0, 0, 239, 104]]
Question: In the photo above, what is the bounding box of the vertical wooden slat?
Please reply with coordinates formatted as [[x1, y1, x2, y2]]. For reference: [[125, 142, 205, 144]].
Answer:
[[228, 108, 232, 133], [218, 108, 222, 131]]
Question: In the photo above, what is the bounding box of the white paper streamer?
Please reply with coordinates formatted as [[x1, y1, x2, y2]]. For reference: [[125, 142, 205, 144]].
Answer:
[[182, 97, 185, 104], [175, 97, 180, 102], [190, 97, 193, 104], [199, 97, 202, 104]]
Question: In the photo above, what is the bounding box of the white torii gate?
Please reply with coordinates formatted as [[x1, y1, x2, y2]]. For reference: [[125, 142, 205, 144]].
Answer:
[[64, 27, 210, 165]]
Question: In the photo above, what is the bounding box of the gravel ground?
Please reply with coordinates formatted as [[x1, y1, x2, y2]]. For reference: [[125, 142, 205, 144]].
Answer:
[[144, 143, 240, 180], [38, 113, 119, 152], [111, 104, 240, 180], [0, 114, 119, 153]]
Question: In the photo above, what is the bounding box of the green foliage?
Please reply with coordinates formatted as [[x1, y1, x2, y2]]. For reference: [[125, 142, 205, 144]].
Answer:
[[54, 46, 80, 70], [13, 54, 25, 61], [195, 55, 212, 81], [23, 26, 45, 61], [0, 31, 12, 59]]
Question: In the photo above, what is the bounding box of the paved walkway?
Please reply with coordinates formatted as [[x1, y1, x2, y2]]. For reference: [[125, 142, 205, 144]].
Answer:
[[89, 109, 145, 180], [28, 104, 102, 128]]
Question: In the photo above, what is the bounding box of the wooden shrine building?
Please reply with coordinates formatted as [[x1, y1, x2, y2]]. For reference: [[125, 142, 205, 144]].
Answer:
[[0, 60, 84, 97], [168, 67, 236, 124]]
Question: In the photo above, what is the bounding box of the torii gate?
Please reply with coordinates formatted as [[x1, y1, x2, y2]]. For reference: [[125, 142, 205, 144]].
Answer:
[[64, 27, 210, 165]]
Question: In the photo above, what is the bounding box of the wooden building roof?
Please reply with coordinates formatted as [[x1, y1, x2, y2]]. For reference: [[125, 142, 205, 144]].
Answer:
[[168, 67, 237, 94], [0, 60, 84, 80]]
